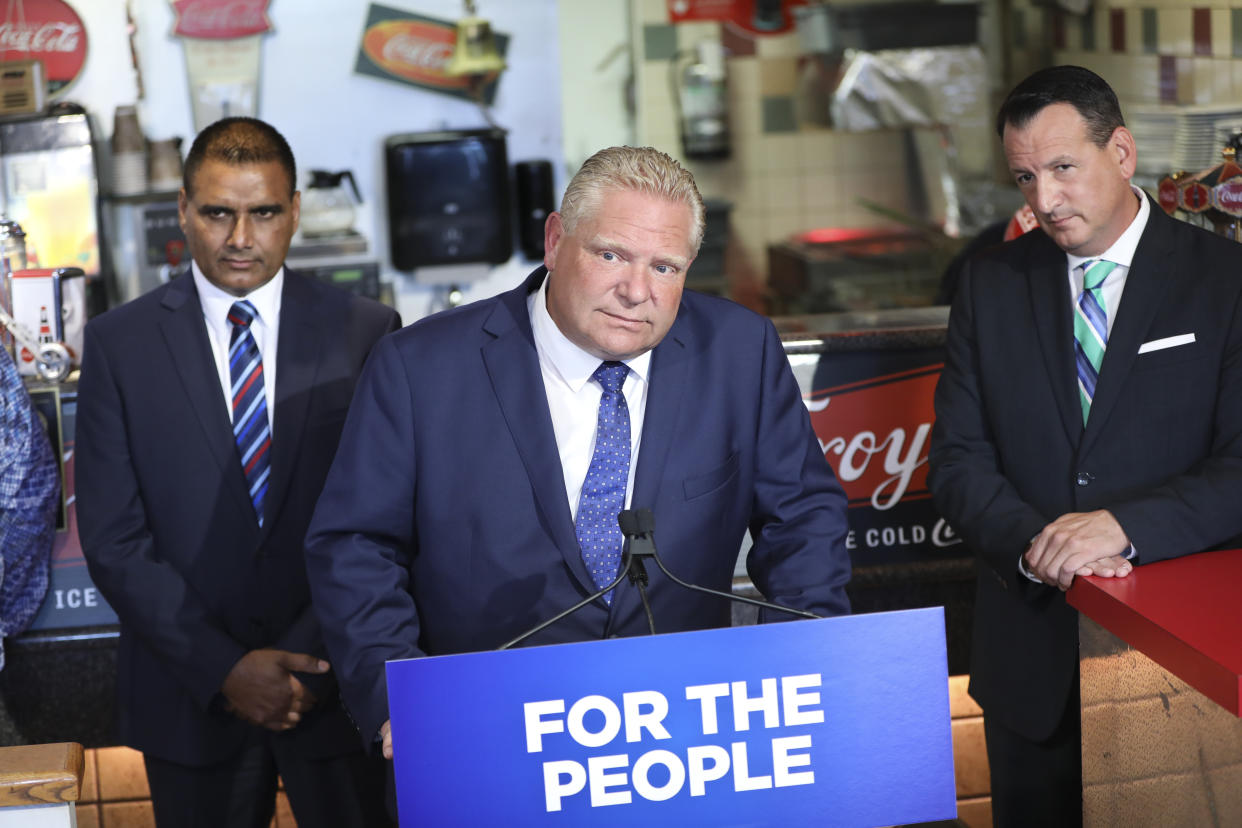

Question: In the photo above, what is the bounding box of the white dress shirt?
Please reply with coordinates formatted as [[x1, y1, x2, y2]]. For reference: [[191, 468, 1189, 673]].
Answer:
[[528, 276, 652, 520], [1022, 186, 1149, 582], [192, 263, 283, 431], [1063, 185, 1151, 333]]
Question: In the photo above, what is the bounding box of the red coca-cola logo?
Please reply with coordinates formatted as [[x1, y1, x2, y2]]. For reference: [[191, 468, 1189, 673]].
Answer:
[[172, 0, 272, 39], [1213, 179, 1242, 217], [806, 365, 940, 511], [0, 0, 86, 94], [361, 20, 472, 90], [1157, 179, 1179, 214], [1181, 181, 1211, 213]]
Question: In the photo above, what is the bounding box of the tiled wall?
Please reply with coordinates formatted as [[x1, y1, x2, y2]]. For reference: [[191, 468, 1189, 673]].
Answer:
[[1010, 1, 1242, 105], [632, 0, 920, 306]]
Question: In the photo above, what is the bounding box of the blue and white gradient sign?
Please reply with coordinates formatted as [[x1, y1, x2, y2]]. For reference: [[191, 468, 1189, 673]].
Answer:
[[386, 608, 954, 826]]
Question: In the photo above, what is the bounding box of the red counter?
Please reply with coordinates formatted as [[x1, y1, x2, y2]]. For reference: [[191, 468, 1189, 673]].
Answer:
[[1068, 547, 1242, 716], [1069, 548, 1242, 826]]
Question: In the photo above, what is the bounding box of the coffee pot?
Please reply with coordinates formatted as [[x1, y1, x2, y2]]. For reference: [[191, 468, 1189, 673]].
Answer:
[[301, 169, 361, 237]]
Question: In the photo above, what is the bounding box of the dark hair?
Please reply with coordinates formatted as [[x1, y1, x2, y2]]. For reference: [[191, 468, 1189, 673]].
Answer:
[[995, 65, 1125, 148], [182, 117, 297, 198]]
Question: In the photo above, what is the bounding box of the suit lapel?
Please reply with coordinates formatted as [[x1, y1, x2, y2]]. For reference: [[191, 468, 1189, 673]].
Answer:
[[631, 313, 690, 509], [1080, 203, 1175, 455], [263, 272, 322, 538], [1027, 235, 1083, 446], [157, 275, 254, 517], [610, 309, 691, 621], [481, 270, 593, 591]]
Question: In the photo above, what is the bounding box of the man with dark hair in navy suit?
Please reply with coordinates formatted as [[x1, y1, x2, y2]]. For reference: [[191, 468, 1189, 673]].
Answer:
[[306, 145, 853, 762], [77, 117, 399, 827], [930, 66, 1242, 825]]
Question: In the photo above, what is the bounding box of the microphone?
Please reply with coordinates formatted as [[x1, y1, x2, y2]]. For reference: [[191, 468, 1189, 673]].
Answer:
[[617, 508, 822, 622], [499, 507, 822, 650]]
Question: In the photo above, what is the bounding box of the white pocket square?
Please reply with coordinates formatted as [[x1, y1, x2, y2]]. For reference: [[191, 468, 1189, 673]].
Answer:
[[1138, 333, 1195, 354]]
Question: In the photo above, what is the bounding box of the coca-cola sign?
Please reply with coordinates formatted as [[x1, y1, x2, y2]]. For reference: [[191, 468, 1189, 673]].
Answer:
[[363, 20, 464, 89], [172, 0, 272, 39], [355, 4, 507, 105], [1181, 180, 1211, 213], [1213, 179, 1242, 217], [1157, 178, 1179, 215], [0, 0, 86, 95]]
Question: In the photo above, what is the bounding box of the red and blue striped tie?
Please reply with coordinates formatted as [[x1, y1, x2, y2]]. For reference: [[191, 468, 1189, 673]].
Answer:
[[227, 300, 271, 527]]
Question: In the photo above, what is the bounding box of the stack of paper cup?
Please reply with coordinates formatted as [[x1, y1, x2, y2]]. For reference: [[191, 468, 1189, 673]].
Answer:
[[112, 105, 147, 196]]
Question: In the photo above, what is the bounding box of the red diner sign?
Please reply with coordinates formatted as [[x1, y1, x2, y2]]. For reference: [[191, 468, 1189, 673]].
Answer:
[[0, 0, 86, 95], [172, 0, 272, 39], [806, 365, 940, 511]]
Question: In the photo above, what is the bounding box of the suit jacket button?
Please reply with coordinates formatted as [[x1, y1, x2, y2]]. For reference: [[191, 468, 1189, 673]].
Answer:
[[1076, 472, 1092, 486]]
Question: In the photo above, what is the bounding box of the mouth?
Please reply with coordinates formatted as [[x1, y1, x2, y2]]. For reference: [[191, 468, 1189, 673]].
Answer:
[[601, 310, 645, 328], [222, 257, 259, 270]]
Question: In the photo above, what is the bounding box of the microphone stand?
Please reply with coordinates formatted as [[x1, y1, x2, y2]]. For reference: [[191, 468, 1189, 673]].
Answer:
[[618, 508, 822, 622], [499, 508, 821, 650], [498, 544, 644, 650]]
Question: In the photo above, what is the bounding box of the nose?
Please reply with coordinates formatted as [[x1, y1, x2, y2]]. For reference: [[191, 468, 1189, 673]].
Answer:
[[1032, 177, 1061, 216], [615, 264, 651, 306], [227, 215, 253, 249]]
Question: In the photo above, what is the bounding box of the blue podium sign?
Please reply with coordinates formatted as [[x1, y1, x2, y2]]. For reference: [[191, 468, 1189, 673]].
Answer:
[[387, 608, 955, 827]]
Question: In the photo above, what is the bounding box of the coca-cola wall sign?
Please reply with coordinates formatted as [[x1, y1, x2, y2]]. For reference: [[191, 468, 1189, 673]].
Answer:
[[0, 0, 86, 96], [172, 0, 272, 39], [354, 4, 507, 105], [788, 347, 963, 566]]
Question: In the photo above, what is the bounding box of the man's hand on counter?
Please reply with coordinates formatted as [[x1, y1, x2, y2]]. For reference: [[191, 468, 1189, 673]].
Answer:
[[221, 648, 328, 731], [1025, 510, 1133, 591]]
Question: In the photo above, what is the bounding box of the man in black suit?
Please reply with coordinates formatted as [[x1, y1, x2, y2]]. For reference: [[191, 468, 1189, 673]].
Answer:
[[929, 65, 1242, 826], [77, 117, 399, 827]]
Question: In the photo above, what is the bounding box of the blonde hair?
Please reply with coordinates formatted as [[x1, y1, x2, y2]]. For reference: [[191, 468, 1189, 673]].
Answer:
[[560, 146, 705, 253]]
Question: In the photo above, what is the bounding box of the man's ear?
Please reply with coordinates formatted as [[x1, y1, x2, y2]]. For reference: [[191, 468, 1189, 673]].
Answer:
[[544, 212, 565, 272], [1111, 126, 1138, 179]]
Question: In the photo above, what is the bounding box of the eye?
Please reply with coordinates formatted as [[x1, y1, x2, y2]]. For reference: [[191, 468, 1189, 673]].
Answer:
[[600, 251, 617, 261], [1015, 173, 1033, 186], [254, 208, 277, 219], [654, 264, 676, 275]]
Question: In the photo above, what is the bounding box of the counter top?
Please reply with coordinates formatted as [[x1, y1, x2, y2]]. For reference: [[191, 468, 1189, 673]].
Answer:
[[1068, 547, 1242, 716], [776, 306, 950, 353]]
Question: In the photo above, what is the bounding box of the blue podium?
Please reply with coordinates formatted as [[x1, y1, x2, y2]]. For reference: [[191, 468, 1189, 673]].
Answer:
[[387, 608, 955, 827]]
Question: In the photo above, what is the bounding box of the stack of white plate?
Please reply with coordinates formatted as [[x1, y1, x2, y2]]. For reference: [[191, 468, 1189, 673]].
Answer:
[[1173, 105, 1242, 173], [1127, 105, 1179, 175]]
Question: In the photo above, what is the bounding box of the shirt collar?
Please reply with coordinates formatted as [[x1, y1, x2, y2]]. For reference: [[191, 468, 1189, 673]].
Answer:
[[1065, 184, 1150, 272], [529, 271, 652, 391], [191, 262, 284, 329]]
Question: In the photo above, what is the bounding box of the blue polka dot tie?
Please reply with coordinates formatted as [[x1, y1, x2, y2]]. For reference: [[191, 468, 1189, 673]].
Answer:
[[227, 300, 271, 527], [575, 361, 631, 602]]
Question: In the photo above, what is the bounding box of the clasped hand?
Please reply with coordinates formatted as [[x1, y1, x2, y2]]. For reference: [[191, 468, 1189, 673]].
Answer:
[[221, 648, 329, 731], [1024, 510, 1134, 591]]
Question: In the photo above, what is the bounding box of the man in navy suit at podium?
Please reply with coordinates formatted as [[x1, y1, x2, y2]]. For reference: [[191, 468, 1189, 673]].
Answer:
[[305, 146, 852, 759]]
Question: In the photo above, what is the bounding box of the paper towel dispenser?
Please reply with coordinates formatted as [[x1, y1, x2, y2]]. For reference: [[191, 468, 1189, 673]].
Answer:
[[385, 128, 512, 270]]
